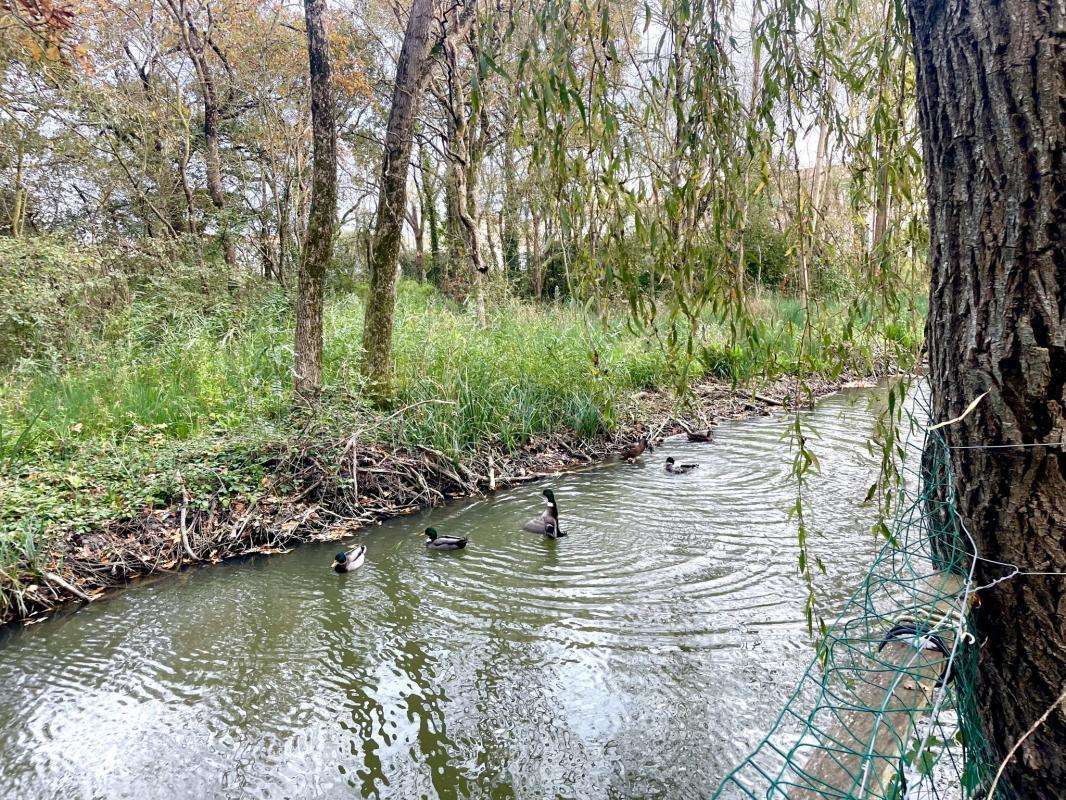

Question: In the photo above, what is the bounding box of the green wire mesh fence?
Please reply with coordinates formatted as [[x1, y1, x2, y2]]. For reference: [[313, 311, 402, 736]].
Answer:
[[711, 386, 1002, 800]]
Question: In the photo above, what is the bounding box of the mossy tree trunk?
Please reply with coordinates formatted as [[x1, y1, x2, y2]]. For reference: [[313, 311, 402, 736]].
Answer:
[[293, 0, 337, 402], [907, 1, 1065, 795], [420, 145, 441, 273], [359, 0, 439, 400]]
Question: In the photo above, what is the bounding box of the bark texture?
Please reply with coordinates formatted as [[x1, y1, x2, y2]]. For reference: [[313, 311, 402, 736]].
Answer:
[[359, 0, 438, 399], [907, 2, 1066, 795], [293, 0, 337, 402]]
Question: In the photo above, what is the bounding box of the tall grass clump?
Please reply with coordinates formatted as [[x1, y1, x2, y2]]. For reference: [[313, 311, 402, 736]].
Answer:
[[0, 251, 924, 545], [698, 292, 924, 383], [391, 297, 673, 453], [321, 286, 676, 456]]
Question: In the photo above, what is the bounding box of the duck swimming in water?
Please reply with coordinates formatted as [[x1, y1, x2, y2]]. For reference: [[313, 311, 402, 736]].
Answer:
[[686, 429, 714, 443], [620, 436, 652, 462], [424, 527, 468, 551], [333, 545, 367, 572], [523, 489, 564, 539], [664, 456, 699, 474]]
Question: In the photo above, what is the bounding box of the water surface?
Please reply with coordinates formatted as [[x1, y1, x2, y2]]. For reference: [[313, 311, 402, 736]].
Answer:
[[0, 387, 889, 799]]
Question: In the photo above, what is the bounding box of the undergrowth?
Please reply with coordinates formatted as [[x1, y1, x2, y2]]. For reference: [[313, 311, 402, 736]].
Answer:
[[0, 242, 925, 605]]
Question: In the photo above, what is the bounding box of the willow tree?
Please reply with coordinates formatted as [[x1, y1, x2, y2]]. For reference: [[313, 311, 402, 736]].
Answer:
[[292, 0, 338, 402], [907, 1, 1065, 794], [516, 0, 1062, 790]]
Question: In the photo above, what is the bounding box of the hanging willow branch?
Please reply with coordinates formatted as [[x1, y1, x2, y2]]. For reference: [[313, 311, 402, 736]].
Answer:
[[497, 0, 925, 625]]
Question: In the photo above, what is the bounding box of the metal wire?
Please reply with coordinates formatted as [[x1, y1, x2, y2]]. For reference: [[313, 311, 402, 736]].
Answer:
[[711, 385, 1004, 800]]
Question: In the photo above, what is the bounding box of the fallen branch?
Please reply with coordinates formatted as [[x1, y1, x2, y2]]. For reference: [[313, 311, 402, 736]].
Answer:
[[177, 473, 199, 563], [753, 392, 784, 407], [42, 572, 94, 603]]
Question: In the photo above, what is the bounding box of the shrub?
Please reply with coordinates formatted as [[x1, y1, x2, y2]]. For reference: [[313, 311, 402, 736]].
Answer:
[[0, 237, 127, 366], [742, 218, 792, 289]]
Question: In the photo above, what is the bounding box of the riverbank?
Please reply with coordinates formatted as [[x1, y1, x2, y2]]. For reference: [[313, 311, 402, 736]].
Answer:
[[0, 385, 895, 799], [1, 267, 922, 624], [1, 370, 876, 626]]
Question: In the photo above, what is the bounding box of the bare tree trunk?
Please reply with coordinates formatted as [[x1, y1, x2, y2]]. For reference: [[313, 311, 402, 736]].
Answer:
[[293, 0, 337, 402], [463, 110, 487, 326], [531, 209, 543, 300], [869, 161, 891, 272], [485, 214, 499, 274], [359, 0, 438, 399], [908, 1, 1066, 796], [163, 0, 237, 266], [809, 119, 830, 234], [407, 200, 426, 280]]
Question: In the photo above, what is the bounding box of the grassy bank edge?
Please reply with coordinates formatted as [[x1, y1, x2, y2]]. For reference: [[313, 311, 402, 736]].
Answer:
[[1, 371, 880, 627]]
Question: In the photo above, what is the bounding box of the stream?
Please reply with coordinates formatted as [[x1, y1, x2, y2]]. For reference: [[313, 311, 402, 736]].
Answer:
[[0, 386, 891, 800]]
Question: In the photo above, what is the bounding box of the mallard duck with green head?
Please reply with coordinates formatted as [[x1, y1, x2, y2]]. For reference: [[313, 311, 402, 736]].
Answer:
[[523, 489, 564, 539], [424, 527, 468, 551], [664, 456, 699, 474], [333, 544, 367, 573]]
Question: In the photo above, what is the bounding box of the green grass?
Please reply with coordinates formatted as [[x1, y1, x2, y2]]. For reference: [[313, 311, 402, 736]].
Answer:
[[0, 273, 925, 585], [1, 284, 676, 451], [0, 282, 680, 543]]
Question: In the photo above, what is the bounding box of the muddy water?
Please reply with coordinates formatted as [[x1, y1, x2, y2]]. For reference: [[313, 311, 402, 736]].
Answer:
[[0, 387, 890, 800]]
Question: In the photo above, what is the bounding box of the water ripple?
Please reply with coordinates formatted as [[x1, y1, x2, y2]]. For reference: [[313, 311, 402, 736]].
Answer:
[[0, 386, 893, 800]]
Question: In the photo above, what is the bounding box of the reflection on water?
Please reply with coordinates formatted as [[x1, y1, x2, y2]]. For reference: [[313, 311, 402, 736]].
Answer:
[[0, 387, 890, 800]]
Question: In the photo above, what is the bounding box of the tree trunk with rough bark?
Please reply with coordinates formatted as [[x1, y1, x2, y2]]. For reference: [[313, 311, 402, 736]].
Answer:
[[293, 0, 337, 403], [462, 100, 487, 326], [359, 0, 438, 399], [441, 32, 485, 291], [408, 199, 426, 280], [907, 2, 1065, 796], [444, 158, 463, 286]]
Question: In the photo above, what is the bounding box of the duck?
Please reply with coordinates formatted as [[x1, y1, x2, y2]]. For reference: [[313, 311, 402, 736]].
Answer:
[[424, 527, 468, 551], [523, 489, 564, 539], [664, 456, 698, 474], [620, 436, 652, 461], [333, 544, 367, 573], [686, 429, 715, 443]]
